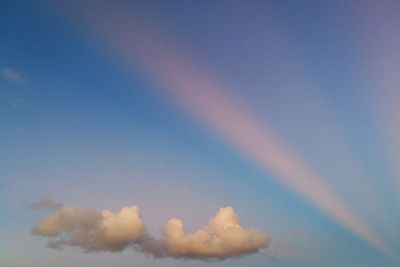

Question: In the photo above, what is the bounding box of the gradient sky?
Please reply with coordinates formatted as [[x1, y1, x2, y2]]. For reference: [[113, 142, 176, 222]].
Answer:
[[1, 1, 400, 266]]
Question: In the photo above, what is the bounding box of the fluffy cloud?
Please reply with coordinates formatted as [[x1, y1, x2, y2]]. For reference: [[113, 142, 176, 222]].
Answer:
[[161, 207, 269, 259], [32, 204, 269, 260], [32, 206, 145, 252]]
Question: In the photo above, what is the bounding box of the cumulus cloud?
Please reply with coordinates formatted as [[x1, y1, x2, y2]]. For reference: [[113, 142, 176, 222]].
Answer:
[[1, 67, 22, 84], [32, 206, 145, 252], [160, 207, 269, 259], [32, 205, 269, 260]]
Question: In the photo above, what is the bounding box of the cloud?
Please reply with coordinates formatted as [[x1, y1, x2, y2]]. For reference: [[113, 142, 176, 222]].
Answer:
[[1, 67, 22, 84], [32, 206, 145, 252], [32, 205, 269, 260], [30, 198, 63, 211], [159, 207, 269, 259]]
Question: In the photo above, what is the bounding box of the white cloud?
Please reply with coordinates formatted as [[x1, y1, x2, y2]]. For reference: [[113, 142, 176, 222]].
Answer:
[[32, 204, 269, 260], [32, 206, 145, 252], [160, 207, 269, 259]]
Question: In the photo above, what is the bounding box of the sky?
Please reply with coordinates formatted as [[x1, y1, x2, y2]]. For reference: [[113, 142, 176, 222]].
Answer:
[[1, 0, 400, 266]]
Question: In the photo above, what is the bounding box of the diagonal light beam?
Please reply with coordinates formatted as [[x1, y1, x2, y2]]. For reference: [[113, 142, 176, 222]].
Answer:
[[61, 1, 392, 256]]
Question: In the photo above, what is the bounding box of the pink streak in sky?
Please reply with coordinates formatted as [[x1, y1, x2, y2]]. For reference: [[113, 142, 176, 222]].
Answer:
[[61, 1, 392, 256]]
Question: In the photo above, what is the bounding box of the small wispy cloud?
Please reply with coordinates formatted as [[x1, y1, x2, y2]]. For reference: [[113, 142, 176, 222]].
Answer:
[[30, 198, 63, 211], [1, 67, 22, 84]]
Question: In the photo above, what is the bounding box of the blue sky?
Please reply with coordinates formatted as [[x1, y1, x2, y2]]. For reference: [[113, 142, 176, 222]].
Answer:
[[1, 1, 400, 266]]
